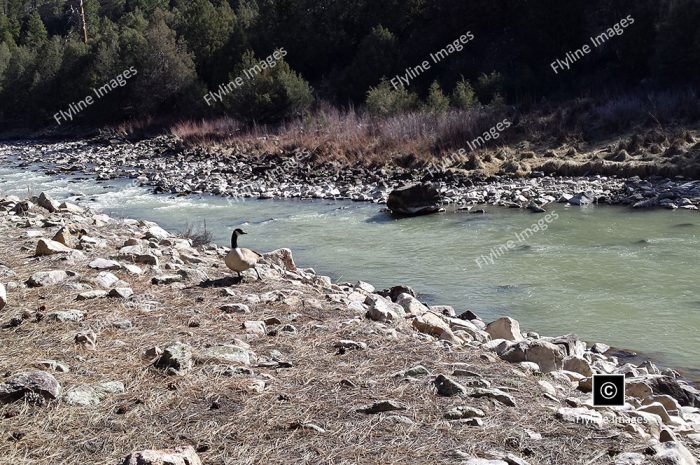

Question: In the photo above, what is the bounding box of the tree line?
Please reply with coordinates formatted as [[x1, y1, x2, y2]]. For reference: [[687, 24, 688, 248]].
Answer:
[[0, 0, 698, 128]]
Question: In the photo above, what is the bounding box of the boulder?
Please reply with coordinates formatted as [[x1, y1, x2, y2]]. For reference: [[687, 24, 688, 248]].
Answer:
[[155, 342, 193, 376], [485, 317, 524, 342], [387, 182, 441, 216], [63, 381, 125, 406], [500, 340, 564, 373], [650, 441, 697, 465], [469, 388, 517, 407], [26, 270, 76, 287], [434, 374, 467, 397], [562, 356, 593, 377], [396, 293, 429, 315], [37, 192, 60, 212], [263, 248, 296, 272], [365, 294, 404, 322], [556, 407, 603, 427], [444, 406, 486, 420], [0, 371, 61, 404], [120, 446, 202, 465], [413, 312, 451, 337], [35, 239, 73, 256], [47, 310, 84, 322], [196, 345, 252, 366], [145, 225, 170, 240], [89, 258, 122, 270], [648, 377, 700, 407]]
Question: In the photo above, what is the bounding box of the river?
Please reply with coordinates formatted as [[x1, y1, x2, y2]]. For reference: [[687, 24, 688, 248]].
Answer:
[[1, 164, 698, 380]]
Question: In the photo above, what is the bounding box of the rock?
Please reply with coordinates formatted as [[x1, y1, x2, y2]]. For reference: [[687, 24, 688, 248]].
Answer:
[[549, 334, 587, 357], [651, 441, 697, 465], [220, 303, 251, 314], [94, 271, 120, 288], [569, 192, 593, 206], [365, 294, 403, 322], [413, 312, 451, 337], [648, 377, 700, 407], [444, 406, 485, 420], [108, 288, 134, 299], [77, 290, 108, 300], [387, 182, 441, 216], [52, 227, 74, 247], [357, 400, 407, 414], [120, 446, 202, 465], [463, 460, 508, 465], [63, 381, 125, 406], [470, 388, 517, 407], [145, 225, 171, 240], [638, 402, 673, 425], [434, 374, 467, 397], [123, 264, 143, 275], [333, 340, 367, 351], [396, 293, 429, 315], [37, 192, 60, 212], [58, 201, 83, 213], [197, 345, 252, 365], [500, 340, 564, 373], [660, 429, 678, 443], [0, 283, 6, 310], [355, 281, 375, 293], [627, 379, 654, 399], [155, 342, 193, 376], [47, 309, 84, 322], [151, 275, 182, 285], [562, 356, 593, 377], [89, 258, 122, 270], [556, 407, 603, 427], [35, 238, 73, 256], [591, 342, 610, 354], [112, 320, 133, 329], [35, 360, 70, 373], [263, 248, 297, 272], [395, 365, 430, 378], [485, 317, 524, 342], [26, 270, 76, 287], [0, 371, 61, 404], [242, 320, 267, 335], [75, 330, 97, 349], [613, 453, 646, 465], [381, 285, 417, 302]]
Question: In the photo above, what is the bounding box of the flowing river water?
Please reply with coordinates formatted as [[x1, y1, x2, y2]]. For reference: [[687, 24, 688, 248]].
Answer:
[[1, 164, 699, 380]]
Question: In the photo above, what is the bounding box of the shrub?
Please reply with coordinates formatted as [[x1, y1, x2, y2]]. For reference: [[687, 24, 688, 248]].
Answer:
[[366, 80, 419, 117], [425, 81, 450, 113], [452, 78, 477, 110]]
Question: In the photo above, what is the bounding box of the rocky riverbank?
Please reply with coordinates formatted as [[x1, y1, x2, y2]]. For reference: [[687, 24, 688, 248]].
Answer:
[[1, 137, 700, 212], [0, 192, 699, 465]]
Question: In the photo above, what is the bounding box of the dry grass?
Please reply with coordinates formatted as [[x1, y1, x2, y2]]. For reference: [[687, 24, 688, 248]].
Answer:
[[0, 212, 692, 465]]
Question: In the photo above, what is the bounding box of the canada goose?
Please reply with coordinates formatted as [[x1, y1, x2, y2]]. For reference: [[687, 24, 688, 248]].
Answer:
[[225, 228, 262, 279]]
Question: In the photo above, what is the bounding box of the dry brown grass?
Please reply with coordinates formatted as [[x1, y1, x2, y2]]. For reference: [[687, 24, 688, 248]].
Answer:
[[0, 213, 692, 465]]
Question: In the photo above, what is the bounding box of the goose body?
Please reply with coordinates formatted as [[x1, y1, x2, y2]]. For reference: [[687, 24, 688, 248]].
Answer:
[[225, 229, 262, 279]]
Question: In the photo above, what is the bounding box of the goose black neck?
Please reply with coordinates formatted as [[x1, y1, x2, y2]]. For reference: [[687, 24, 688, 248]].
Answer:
[[231, 233, 238, 249]]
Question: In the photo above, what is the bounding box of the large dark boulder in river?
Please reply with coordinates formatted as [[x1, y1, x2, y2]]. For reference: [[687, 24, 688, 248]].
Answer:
[[387, 183, 441, 216]]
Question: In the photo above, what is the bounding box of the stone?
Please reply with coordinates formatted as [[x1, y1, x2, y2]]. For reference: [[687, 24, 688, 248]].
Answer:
[[52, 227, 73, 247], [262, 248, 297, 272], [538, 380, 557, 396], [145, 225, 171, 240], [120, 446, 202, 465], [651, 441, 697, 465], [333, 340, 367, 351], [365, 294, 403, 322], [35, 238, 73, 256], [660, 429, 677, 443], [220, 303, 250, 314], [37, 192, 60, 212], [47, 309, 84, 322], [463, 460, 508, 465], [469, 388, 517, 407], [58, 201, 83, 213], [627, 379, 654, 399], [643, 395, 683, 415], [89, 258, 122, 270], [75, 330, 97, 349], [197, 345, 252, 366], [613, 453, 646, 465], [355, 281, 375, 293], [430, 305, 456, 317], [94, 271, 120, 288], [242, 321, 267, 335], [155, 342, 193, 376], [112, 320, 133, 329], [63, 381, 125, 406], [357, 400, 407, 414], [500, 340, 564, 373], [26, 270, 76, 287], [35, 360, 70, 373], [556, 407, 603, 427], [395, 365, 430, 378], [444, 406, 485, 420], [77, 290, 108, 300], [434, 374, 468, 397], [0, 283, 5, 310], [591, 342, 610, 354], [413, 312, 451, 337], [108, 288, 134, 299], [648, 376, 700, 407], [485, 317, 524, 342], [123, 264, 143, 275], [151, 275, 183, 285], [638, 402, 672, 425], [396, 293, 429, 315], [562, 356, 593, 377], [387, 182, 441, 216], [0, 371, 61, 404]]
